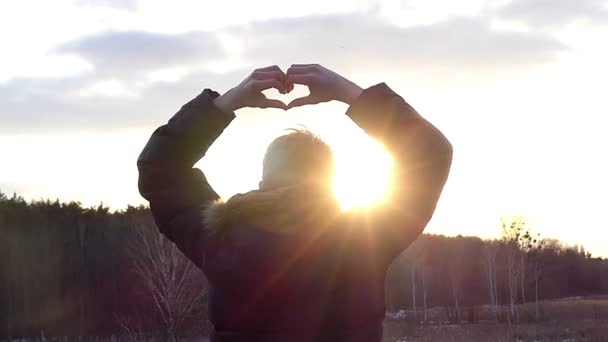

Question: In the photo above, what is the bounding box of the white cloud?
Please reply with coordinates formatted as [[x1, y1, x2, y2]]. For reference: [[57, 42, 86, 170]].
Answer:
[[497, 0, 608, 28], [0, 10, 566, 133], [76, 0, 137, 11], [55, 30, 225, 77], [77, 79, 139, 98], [231, 14, 565, 74], [0, 71, 242, 132]]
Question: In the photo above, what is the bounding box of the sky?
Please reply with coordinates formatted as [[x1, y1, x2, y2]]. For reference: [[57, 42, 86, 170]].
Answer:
[[1, 0, 607, 257]]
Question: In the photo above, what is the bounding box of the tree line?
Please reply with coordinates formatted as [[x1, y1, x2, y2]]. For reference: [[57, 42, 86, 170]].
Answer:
[[385, 217, 608, 323], [1, 192, 606, 339], [0, 192, 206, 340]]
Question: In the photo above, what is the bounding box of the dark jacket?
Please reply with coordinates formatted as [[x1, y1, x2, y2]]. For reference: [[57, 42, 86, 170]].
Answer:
[[137, 83, 452, 342]]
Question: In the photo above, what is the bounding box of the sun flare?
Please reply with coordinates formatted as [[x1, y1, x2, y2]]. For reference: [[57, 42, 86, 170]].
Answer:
[[330, 136, 394, 211]]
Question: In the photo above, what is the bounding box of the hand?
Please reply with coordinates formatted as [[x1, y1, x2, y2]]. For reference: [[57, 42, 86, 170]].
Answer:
[[285, 64, 363, 109], [213, 65, 288, 112]]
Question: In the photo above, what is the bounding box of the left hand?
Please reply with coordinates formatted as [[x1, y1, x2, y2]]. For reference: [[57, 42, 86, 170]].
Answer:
[[285, 64, 363, 109], [213, 65, 288, 112]]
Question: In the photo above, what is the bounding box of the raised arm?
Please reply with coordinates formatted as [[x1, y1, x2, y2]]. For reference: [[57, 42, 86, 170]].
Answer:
[[286, 64, 453, 258], [137, 89, 235, 268], [137, 66, 288, 268], [345, 83, 452, 255]]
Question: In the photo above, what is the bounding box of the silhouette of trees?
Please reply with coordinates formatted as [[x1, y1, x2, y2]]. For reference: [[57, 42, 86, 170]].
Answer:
[[1, 191, 607, 338], [483, 240, 500, 319], [386, 232, 608, 324], [126, 224, 207, 340], [0, 191, 207, 339]]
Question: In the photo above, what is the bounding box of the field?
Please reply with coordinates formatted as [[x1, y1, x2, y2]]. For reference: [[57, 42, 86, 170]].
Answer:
[[383, 296, 608, 342], [6, 297, 607, 341]]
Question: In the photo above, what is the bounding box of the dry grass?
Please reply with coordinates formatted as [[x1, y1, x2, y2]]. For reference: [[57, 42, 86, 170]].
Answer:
[[383, 296, 608, 342]]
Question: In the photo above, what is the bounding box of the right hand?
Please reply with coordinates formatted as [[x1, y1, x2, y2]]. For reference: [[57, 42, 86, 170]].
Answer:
[[213, 65, 288, 112], [285, 64, 363, 109]]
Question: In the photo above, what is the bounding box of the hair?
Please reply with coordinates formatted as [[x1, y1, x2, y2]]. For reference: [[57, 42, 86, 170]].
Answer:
[[262, 128, 334, 190]]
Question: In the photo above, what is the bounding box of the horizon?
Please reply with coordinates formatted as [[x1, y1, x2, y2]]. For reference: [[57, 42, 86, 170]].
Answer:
[[1, 188, 601, 259], [1, 0, 607, 259]]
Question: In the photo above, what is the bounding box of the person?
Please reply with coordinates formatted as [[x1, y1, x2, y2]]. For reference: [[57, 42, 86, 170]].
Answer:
[[137, 64, 453, 342]]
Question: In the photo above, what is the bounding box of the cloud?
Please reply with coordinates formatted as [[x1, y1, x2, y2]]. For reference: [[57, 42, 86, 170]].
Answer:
[[1, 28, 232, 134], [0, 71, 242, 133], [1, 12, 566, 133], [56, 30, 225, 77], [76, 0, 137, 11], [497, 0, 608, 28], [231, 14, 565, 73]]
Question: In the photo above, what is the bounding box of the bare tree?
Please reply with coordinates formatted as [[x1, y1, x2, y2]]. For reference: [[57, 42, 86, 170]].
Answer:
[[528, 234, 544, 321], [420, 264, 428, 323], [410, 261, 417, 318], [446, 241, 464, 323], [449, 265, 463, 323], [500, 215, 528, 322], [409, 237, 430, 323], [419, 249, 430, 324], [518, 229, 537, 305], [483, 240, 499, 320], [128, 224, 207, 340], [404, 240, 421, 320]]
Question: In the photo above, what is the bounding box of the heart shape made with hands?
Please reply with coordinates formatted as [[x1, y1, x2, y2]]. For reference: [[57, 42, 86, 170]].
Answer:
[[262, 84, 310, 109]]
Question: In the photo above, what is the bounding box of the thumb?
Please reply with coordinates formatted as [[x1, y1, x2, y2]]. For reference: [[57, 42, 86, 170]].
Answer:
[[260, 98, 287, 110], [287, 96, 318, 109]]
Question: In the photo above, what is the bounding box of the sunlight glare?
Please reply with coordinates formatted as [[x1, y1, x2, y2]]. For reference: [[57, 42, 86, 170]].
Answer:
[[330, 136, 393, 211]]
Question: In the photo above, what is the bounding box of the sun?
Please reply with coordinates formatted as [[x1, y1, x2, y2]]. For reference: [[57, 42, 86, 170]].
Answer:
[[330, 135, 394, 211]]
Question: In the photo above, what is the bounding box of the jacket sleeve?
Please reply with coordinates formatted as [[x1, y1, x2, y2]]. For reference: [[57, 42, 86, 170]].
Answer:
[[137, 89, 235, 269], [345, 83, 453, 260]]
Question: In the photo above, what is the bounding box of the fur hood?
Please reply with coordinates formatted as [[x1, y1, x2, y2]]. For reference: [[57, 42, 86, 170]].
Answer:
[[204, 184, 341, 235]]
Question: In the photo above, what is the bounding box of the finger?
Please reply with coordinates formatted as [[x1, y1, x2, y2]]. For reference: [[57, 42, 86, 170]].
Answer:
[[259, 98, 287, 110], [256, 65, 283, 73], [282, 78, 292, 94], [286, 74, 315, 86], [290, 64, 319, 68], [287, 65, 317, 75], [251, 79, 283, 92], [251, 70, 287, 93], [287, 96, 318, 109], [282, 74, 295, 93], [252, 70, 285, 81]]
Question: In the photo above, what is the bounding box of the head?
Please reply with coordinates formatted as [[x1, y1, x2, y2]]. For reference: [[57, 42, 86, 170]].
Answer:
[[259, 128, 335, 192]]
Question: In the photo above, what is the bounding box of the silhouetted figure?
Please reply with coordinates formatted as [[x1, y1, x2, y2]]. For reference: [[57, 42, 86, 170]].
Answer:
[[138, 64, 452, 342]]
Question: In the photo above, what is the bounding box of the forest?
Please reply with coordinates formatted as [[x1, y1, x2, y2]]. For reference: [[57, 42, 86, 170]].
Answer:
[[1, 191, 607, 340]]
